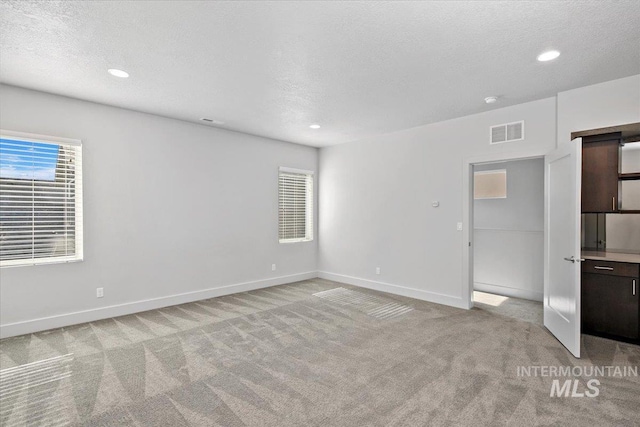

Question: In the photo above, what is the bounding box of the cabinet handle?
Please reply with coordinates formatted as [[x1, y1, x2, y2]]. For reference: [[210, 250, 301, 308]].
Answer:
[[634, 280, 636, 296], [594, 266, 614, 271]]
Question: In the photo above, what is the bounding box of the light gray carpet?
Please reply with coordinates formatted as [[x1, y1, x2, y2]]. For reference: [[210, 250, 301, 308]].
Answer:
[[1, 279, 639, 426], [473, 291, 544, 325]]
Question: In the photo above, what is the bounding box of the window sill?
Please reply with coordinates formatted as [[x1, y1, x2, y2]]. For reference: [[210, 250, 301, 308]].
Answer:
[[279, 238, 314, 244], [0, 256, 84, 269]]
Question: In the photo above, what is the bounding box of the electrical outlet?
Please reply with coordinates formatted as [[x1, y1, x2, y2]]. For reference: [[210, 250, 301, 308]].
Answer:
[[96, 288, 104, 298], [375, 267, 381, 275], [272, 264, 276, 271]]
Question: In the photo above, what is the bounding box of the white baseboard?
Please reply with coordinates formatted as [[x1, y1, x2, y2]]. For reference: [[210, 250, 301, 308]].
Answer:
[[318, 271, 469, 309], [473, 282, 543, 302], [0, 271, 318, 339]]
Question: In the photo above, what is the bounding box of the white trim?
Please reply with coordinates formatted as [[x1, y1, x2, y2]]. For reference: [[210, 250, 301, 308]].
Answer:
[[473, 168, 507, 200], [0, 132, 84, 268], [279, 238, 314, 244], [462, 148, 548, 311], [0, 129, 82, 146], [473, 197, 507, 200], [473, 169, 507, 175], [318, 271, 469, 309], [279, 166, 314, 175], [473, 227, 543, 233], [75, 144, 84, 262], [464, 149, 545, 166], [0, 271, 318, 338], [278, 167, 314, 243], [0, 255, 82, 269], [473, 282, 543, 302]]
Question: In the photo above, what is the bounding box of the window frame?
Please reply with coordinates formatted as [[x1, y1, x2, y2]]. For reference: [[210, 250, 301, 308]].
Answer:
[[0, 129, 83, 268], [278, 166, 314, 244], [473, 168, 507, 200]]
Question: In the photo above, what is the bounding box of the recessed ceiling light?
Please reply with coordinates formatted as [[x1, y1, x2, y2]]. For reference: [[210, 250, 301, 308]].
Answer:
[[108, 68, 129, 78], [484, 96, 498, 104], [537, 50, 560, 62], [309, 124, 321, 129]]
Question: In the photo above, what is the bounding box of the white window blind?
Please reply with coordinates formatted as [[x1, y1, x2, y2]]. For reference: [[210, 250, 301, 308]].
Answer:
[[278, 167, 313, 243], [0, 131, 83, 267]]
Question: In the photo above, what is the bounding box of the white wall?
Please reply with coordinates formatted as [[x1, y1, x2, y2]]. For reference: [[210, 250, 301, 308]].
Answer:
[[618, 148, 640, 211], [557, 74, 640, 145], [607, 214, 640, 252], [557, 74, 640, 253], [0, 85, 318, 337], [319, 97, 557, 308], [2, 75, 637, 336], [607, 147, 640, 251], [473, 159, 544, 301]]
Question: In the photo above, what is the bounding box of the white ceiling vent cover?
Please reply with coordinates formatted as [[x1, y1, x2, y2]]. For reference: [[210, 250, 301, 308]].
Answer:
[[490, 121, 524, 144]]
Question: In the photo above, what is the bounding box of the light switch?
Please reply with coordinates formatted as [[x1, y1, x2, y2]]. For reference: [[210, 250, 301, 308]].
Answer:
[[457, 222, 463, 231]]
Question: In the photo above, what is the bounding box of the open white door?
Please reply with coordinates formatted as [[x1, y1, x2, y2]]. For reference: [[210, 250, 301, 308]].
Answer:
[[544, 139, 582, 358]]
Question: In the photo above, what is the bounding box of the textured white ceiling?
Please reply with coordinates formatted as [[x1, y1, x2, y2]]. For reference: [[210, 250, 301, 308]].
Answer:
[[1, 1, 639, 147]]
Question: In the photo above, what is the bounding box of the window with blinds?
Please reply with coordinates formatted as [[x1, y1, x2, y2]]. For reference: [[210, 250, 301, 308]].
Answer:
[[0, 131, 83, 267], [278, 167, 313, 243], [474, 169, 507, 199]]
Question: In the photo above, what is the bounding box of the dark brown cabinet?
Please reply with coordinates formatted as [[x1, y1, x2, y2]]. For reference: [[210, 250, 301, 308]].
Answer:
[[581, 260, 639, 341], [581, 134, 620, 213], [578, 124, 640, 344]]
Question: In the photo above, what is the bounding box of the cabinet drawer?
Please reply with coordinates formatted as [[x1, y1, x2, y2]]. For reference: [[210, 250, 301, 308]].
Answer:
[[582, 259, 639, 278]]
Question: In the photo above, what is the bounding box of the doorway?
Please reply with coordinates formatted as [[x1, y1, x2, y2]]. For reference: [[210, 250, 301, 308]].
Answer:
[[463, 143, 586, 357], [468, 157, 545, 324]]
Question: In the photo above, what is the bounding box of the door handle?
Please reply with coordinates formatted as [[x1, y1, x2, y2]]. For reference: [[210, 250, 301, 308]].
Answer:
[[563, 256, 585, 263]]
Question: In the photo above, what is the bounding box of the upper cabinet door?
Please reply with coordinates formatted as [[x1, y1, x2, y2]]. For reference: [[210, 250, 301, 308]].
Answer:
[[581, 134, 620, 213]]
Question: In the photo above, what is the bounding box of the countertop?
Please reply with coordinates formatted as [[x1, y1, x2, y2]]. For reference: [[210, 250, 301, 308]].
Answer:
[[581, 250, 640, 264]]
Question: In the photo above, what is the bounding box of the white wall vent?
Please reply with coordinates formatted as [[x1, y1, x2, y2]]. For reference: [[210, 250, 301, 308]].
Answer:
[[490, 121, 524, 144]]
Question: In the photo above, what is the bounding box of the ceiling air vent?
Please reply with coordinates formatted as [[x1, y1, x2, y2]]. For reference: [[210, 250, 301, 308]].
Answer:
[[490, 121, 524, 144]]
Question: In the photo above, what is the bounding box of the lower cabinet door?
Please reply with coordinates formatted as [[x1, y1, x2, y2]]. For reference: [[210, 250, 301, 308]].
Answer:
[[582, 273, 607, 334], [582, 273, 639, 340]]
